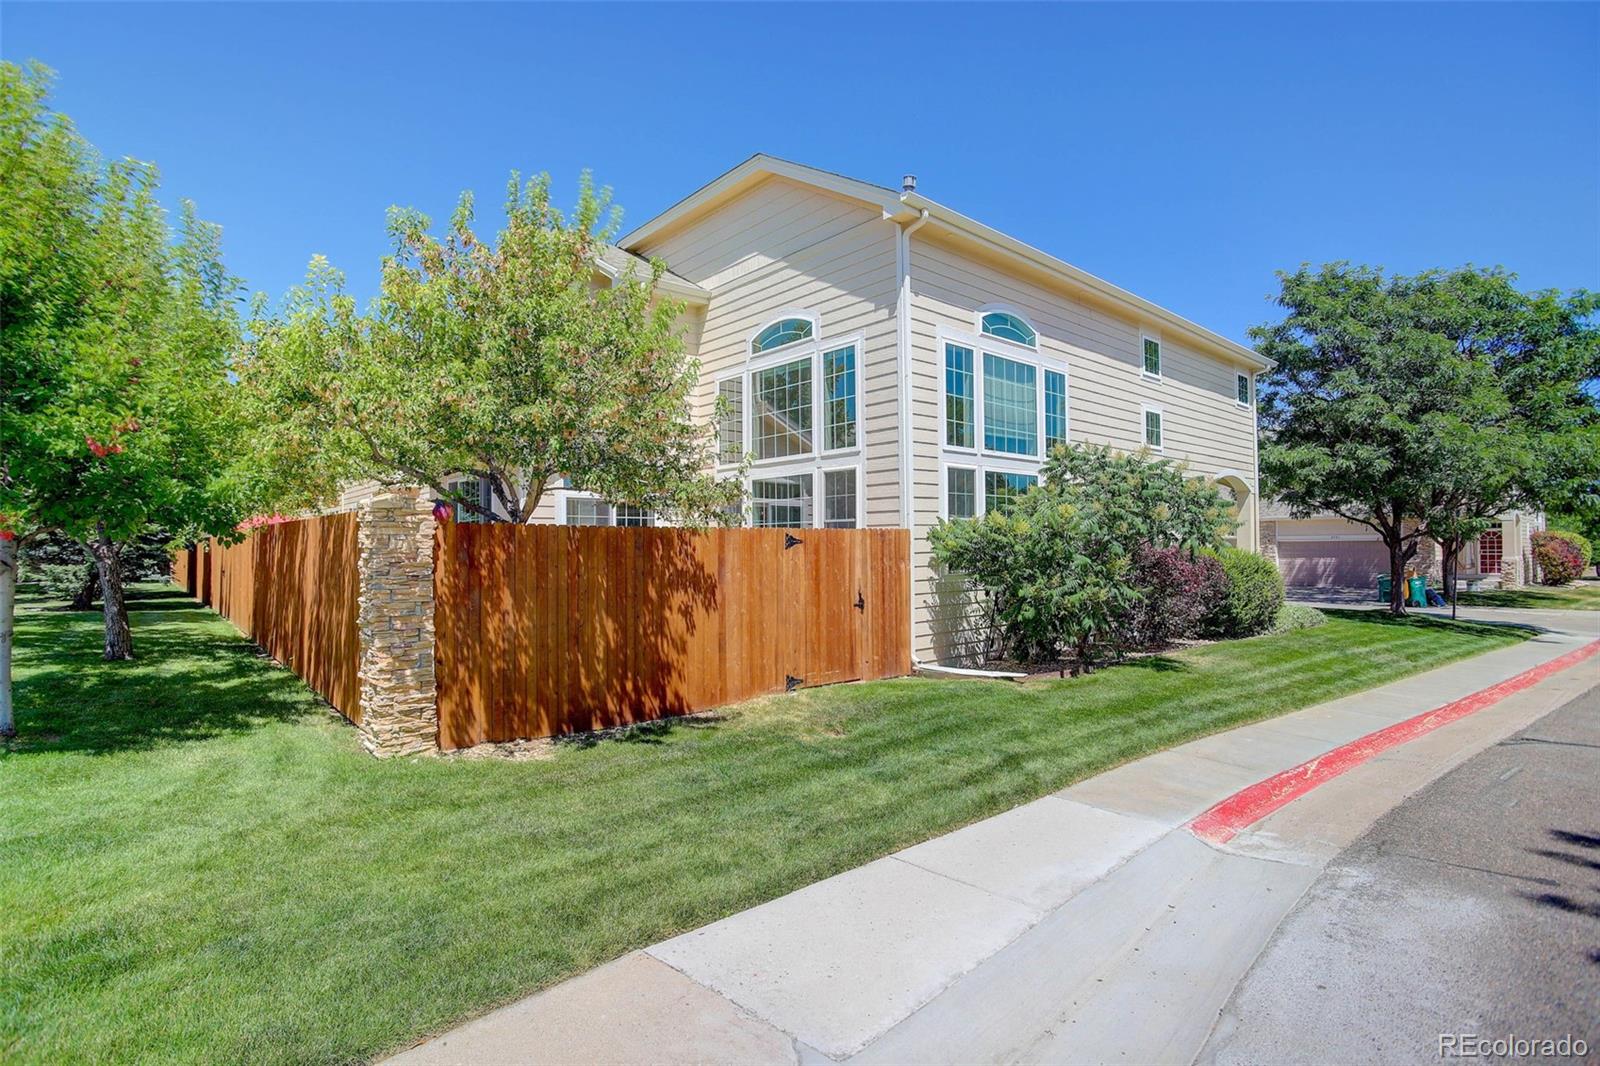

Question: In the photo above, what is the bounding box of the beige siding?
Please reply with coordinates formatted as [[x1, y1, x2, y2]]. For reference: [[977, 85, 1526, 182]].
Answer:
[[635, 175, 903, 526], [907, 229, 1261, 661]]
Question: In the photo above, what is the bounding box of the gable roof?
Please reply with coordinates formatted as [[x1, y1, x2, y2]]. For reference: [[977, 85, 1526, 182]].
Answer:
[[596, 244, 710, 304], [618, 153, 1272, 371]]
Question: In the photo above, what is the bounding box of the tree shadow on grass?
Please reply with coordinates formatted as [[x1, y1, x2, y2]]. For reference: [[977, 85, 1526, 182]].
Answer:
[[1320, 608, 1540, 641], [8, 589, 329, 757]]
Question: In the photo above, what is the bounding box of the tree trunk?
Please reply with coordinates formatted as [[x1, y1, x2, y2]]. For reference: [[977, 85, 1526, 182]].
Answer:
[[70, 560, 100, 611], [90, 527, 134, 661], [0, 535, 15, 738], [1387, 539, 1408, 617]]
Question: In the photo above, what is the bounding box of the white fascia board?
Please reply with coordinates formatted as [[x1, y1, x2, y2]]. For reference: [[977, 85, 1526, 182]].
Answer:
[[618, 154, 910, 250]]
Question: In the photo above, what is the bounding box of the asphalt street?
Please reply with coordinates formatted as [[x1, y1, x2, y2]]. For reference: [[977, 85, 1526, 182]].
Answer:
[[1202, 682, 1600, 1065]]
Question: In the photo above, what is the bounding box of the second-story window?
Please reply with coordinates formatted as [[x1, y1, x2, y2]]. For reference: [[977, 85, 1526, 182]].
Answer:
[[753, 357, 812, 459], [1236, 372, 1251, 406], [1142, 336, 1162, 378], [983, 353, 1038, 456], [1045, 370, 1068, 452], [822, 344, 857, 451], [945, 344, 976, 448], [752, 317, 813, 354], [717, 377, 744, 463]]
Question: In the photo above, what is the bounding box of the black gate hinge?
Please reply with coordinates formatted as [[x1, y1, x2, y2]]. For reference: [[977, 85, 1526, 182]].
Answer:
[[784, 533, 803, 549], [855, 590, 865, 612], [785, 674, 804, 691]]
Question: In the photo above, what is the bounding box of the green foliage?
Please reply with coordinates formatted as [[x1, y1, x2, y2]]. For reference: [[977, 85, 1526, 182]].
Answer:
[[1268, 603, 1327, 635], [928, 444, 1234, 668], [239, 173, 742, 523], [1203, 546, 1286, 638], [1543, 528, 1592, 570], [1255, 263, 1600, 612], [1531, 531, 1586, 585], [0, 62, 253, 549]]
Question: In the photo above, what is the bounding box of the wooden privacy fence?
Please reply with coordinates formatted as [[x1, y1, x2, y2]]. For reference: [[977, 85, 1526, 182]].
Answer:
[[171, 513, 361, 722], [434, 524, 911, 749]]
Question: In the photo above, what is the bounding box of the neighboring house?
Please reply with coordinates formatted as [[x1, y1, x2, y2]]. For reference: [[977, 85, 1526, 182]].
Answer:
[[1260, 502, 1546, 590], [357, 155, 1272, 665]]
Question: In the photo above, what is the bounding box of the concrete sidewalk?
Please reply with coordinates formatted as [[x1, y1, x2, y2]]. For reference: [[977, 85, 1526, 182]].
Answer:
[[390, 612, 1599, 1066]]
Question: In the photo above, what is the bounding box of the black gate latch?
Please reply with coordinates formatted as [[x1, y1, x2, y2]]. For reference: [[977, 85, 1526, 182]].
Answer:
[[784, 533, 803, 549], [855, 590, 865, 612], [785, 674, 803, 691]]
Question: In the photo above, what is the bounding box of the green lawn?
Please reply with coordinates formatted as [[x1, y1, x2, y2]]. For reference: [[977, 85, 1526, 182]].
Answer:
[[1458, 577, 1600, 611], [2, 584, 1529, 1064]]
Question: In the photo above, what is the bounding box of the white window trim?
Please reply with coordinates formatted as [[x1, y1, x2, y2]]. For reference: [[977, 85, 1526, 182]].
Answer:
[[819, 461, 866, 529], [714, 372, 745, 469], [746, 461, 818, 529], [743, 328, 864, 472], [747, 309, 820, 358], [939, 457, 1044, 520], [1236, 371, 1253, 408], [938, 326, 1068, 472], [1141, 403, 1165, 452], [1140, 331, 1163, 382], [818, 337, 864, 458], [975, 303, 1039, 350]]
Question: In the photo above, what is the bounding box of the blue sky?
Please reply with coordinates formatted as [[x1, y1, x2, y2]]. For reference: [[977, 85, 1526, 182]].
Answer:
[[7, 2, 1597, 343]]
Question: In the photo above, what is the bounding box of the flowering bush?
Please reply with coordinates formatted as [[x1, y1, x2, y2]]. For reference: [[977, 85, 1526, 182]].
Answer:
[[1532, 531, 1585, 585], [1122, 545, 1230, 648], [1545, 529, 1592, 571]]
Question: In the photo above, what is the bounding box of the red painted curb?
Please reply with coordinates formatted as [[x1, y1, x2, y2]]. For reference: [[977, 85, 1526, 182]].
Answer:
[[1188, 638, 1600, 845]]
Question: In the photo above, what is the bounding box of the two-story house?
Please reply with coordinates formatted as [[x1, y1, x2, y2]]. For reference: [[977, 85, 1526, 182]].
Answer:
[[526, 155, 1272, 664]]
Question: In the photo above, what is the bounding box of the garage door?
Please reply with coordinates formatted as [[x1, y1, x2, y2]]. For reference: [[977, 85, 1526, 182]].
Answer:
[[1277, 539, 1390, 588]]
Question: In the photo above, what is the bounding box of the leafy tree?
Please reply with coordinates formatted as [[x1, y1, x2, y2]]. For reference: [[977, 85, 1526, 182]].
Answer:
[[239, 174, 742, 523], [1256, 264, 1600, 616], [1, 61, 251, 690], [928, 444, 1233, 671]]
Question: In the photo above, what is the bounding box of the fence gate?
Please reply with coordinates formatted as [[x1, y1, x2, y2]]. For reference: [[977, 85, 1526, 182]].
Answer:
[[433, 524, 911, 747]]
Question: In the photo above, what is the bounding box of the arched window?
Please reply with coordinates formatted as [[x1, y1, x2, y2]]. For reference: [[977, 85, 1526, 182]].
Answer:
[[980, 310, 1036, 348], [752, 317, 814, 354]]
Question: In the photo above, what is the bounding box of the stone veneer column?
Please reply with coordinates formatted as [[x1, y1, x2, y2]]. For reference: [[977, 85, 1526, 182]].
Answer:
[[1258, 520, 1278, 563], [356, 487, 438, 756]]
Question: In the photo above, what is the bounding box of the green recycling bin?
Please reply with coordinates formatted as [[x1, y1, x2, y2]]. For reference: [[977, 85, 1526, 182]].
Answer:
[[1377, 574, 1392, 602], [1407, 575, 1427, 607]]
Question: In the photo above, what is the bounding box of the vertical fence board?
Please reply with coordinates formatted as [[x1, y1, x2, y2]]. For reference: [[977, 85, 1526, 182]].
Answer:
[[433, 526, 911, 748]]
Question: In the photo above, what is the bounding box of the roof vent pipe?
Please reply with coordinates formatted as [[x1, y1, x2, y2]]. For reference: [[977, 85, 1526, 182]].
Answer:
[[902, 174, 917, 194]]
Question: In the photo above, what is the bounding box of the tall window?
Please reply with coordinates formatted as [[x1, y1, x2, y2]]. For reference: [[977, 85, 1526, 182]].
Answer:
[[946, 467, 977, 519], [983, 353, 1038, 456], [752, 317, 813, 354], [822, 345, 857, 451], [1045, 370, 1067, 452], [1236, 373, 1251, 406], [981, 310, 1037, 347], [753, 358, 812, 459], [984, 471, 1037, 513], [717, 378, 743, 463], [751, 474, 813, 528], [823, 469, 857, 528], [945, 344, 975, 448], [1142, 337, 1162, 377], [1143, 407, 1163, 449]]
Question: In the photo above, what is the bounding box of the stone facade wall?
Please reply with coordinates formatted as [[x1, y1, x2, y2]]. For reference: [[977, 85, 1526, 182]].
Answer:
[[1258, 520, 1278, 563], [356, 487, 438, 756]]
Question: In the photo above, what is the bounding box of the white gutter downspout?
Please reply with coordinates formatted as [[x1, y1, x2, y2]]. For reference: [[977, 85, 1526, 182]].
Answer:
[[894, 208, 933, 668]]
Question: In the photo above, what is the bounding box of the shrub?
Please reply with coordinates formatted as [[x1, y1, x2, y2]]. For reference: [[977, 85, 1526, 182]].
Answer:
[[1123, 545, 1230, 648], [1532, 531, 1585, 585], [1203, 547, 1285, 637], [928, 443, 1235, 670], [1268, 603, 1327, 635], [1544, 529, 1592, 571]]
